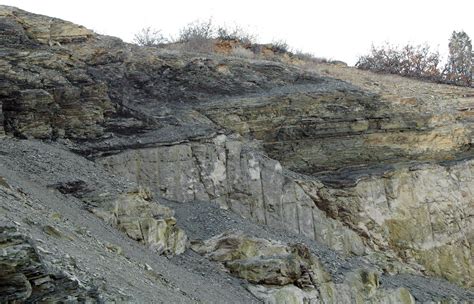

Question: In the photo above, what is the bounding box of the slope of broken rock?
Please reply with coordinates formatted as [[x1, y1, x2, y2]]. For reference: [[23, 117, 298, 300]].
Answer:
[[0, 138, 259, 303]]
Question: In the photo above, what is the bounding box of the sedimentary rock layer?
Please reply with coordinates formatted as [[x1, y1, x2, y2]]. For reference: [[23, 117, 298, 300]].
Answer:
[[1, 4, 474, 302]]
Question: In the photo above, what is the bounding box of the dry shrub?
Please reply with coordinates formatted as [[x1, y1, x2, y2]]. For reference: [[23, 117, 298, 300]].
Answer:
[[357, 34, 473, 87], [356, 43, 442, 81], [178, 19, 214, 42], [133, 27, 167, 46], [176, 19, 216, 53], [231, 46, 255, 59], [270, 40, 289, 54], [216, 25, 256, 45]]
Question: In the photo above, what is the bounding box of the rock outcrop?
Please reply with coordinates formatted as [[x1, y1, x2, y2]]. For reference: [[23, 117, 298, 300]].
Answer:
[[0, 226, 100, 302], [202, 89, 472, 174], [1, 5, 474, 303], [298, 159, 474, 288], [192, 232, 416, 304], [99, 135, 366, 256], [90, 187, 188, 255]]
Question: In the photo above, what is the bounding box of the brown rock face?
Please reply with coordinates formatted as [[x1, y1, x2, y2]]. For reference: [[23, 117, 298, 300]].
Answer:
[[0, 6, 324, 145], [0, 5, 113, 140], [201, 89, 472, 175], [0, 5, 93, 45]]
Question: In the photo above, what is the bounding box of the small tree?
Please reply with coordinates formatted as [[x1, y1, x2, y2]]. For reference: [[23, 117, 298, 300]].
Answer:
[[133, 27, 167, 47], [445, 31, 472, 86]]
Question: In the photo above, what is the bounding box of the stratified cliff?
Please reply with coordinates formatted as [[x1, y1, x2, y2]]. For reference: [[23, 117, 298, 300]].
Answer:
[[0, 5, 473, 303]]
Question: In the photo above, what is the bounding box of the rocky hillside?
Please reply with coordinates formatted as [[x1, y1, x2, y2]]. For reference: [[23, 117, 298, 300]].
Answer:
[[0, 5, 473, 303]]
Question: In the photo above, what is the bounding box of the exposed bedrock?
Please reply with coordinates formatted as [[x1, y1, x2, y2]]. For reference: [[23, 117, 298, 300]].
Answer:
[[89, 187, 188, 255], [99, 135, 366, 256], [192, 232, 416, 304], [298, 159, 474, 288], [99, 135, 474, 287], [2, 4, 474, 299], [1, 5, 330, 145], [200, 90, 473, 174], [0, 226, 100, 302]]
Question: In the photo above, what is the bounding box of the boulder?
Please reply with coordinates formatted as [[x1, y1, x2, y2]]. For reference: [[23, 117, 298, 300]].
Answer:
[[91, 188, 188, 255]]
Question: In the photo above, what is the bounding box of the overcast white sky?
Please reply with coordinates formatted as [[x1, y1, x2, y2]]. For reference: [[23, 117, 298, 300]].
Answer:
[[2, 0, 473, 65]]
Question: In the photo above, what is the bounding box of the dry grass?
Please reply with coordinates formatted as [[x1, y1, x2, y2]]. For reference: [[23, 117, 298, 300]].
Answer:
[[231, 46, 255, 59]]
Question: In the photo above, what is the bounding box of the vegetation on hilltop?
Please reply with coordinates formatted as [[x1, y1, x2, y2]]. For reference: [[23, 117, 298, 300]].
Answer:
[[132, 19, 334, 64], [133, 21, 473, 88], [356, 31, 473, 87]]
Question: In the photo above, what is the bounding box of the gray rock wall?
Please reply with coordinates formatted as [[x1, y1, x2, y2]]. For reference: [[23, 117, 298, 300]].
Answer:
[[99, 135, 366, 255], [100, 134, 474, 288]]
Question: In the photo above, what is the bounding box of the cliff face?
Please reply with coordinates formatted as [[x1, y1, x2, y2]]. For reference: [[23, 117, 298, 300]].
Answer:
[[1, 5, 473, 303]]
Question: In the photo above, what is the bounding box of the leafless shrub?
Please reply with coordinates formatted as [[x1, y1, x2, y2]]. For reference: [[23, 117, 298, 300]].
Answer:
[[356, 43, 442, 81], [133, 27, 167, 46], [135, 20, 332, 65], [216, 25, 256, 44], [292, 50, 329, 64], [176, 19, 216, 53], [178, 19, 214, 42], [357, 34, 474, 87], [270, 40, 289, 54]]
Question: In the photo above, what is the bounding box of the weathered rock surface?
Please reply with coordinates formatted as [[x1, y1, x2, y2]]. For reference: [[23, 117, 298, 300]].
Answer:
[[193, 232, 416, 304], [0, 6, 93, 45], [192, 232, 321, 286], [0, 138, 261, 303], [201, 89, 472, 174], [0, 5, 326, 146], [99, 135, 365, 256], [90, 187, 188, 255], [0, 226, 100, 302], [298, 159, 474, 288], [1, 5, 474, 303]]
